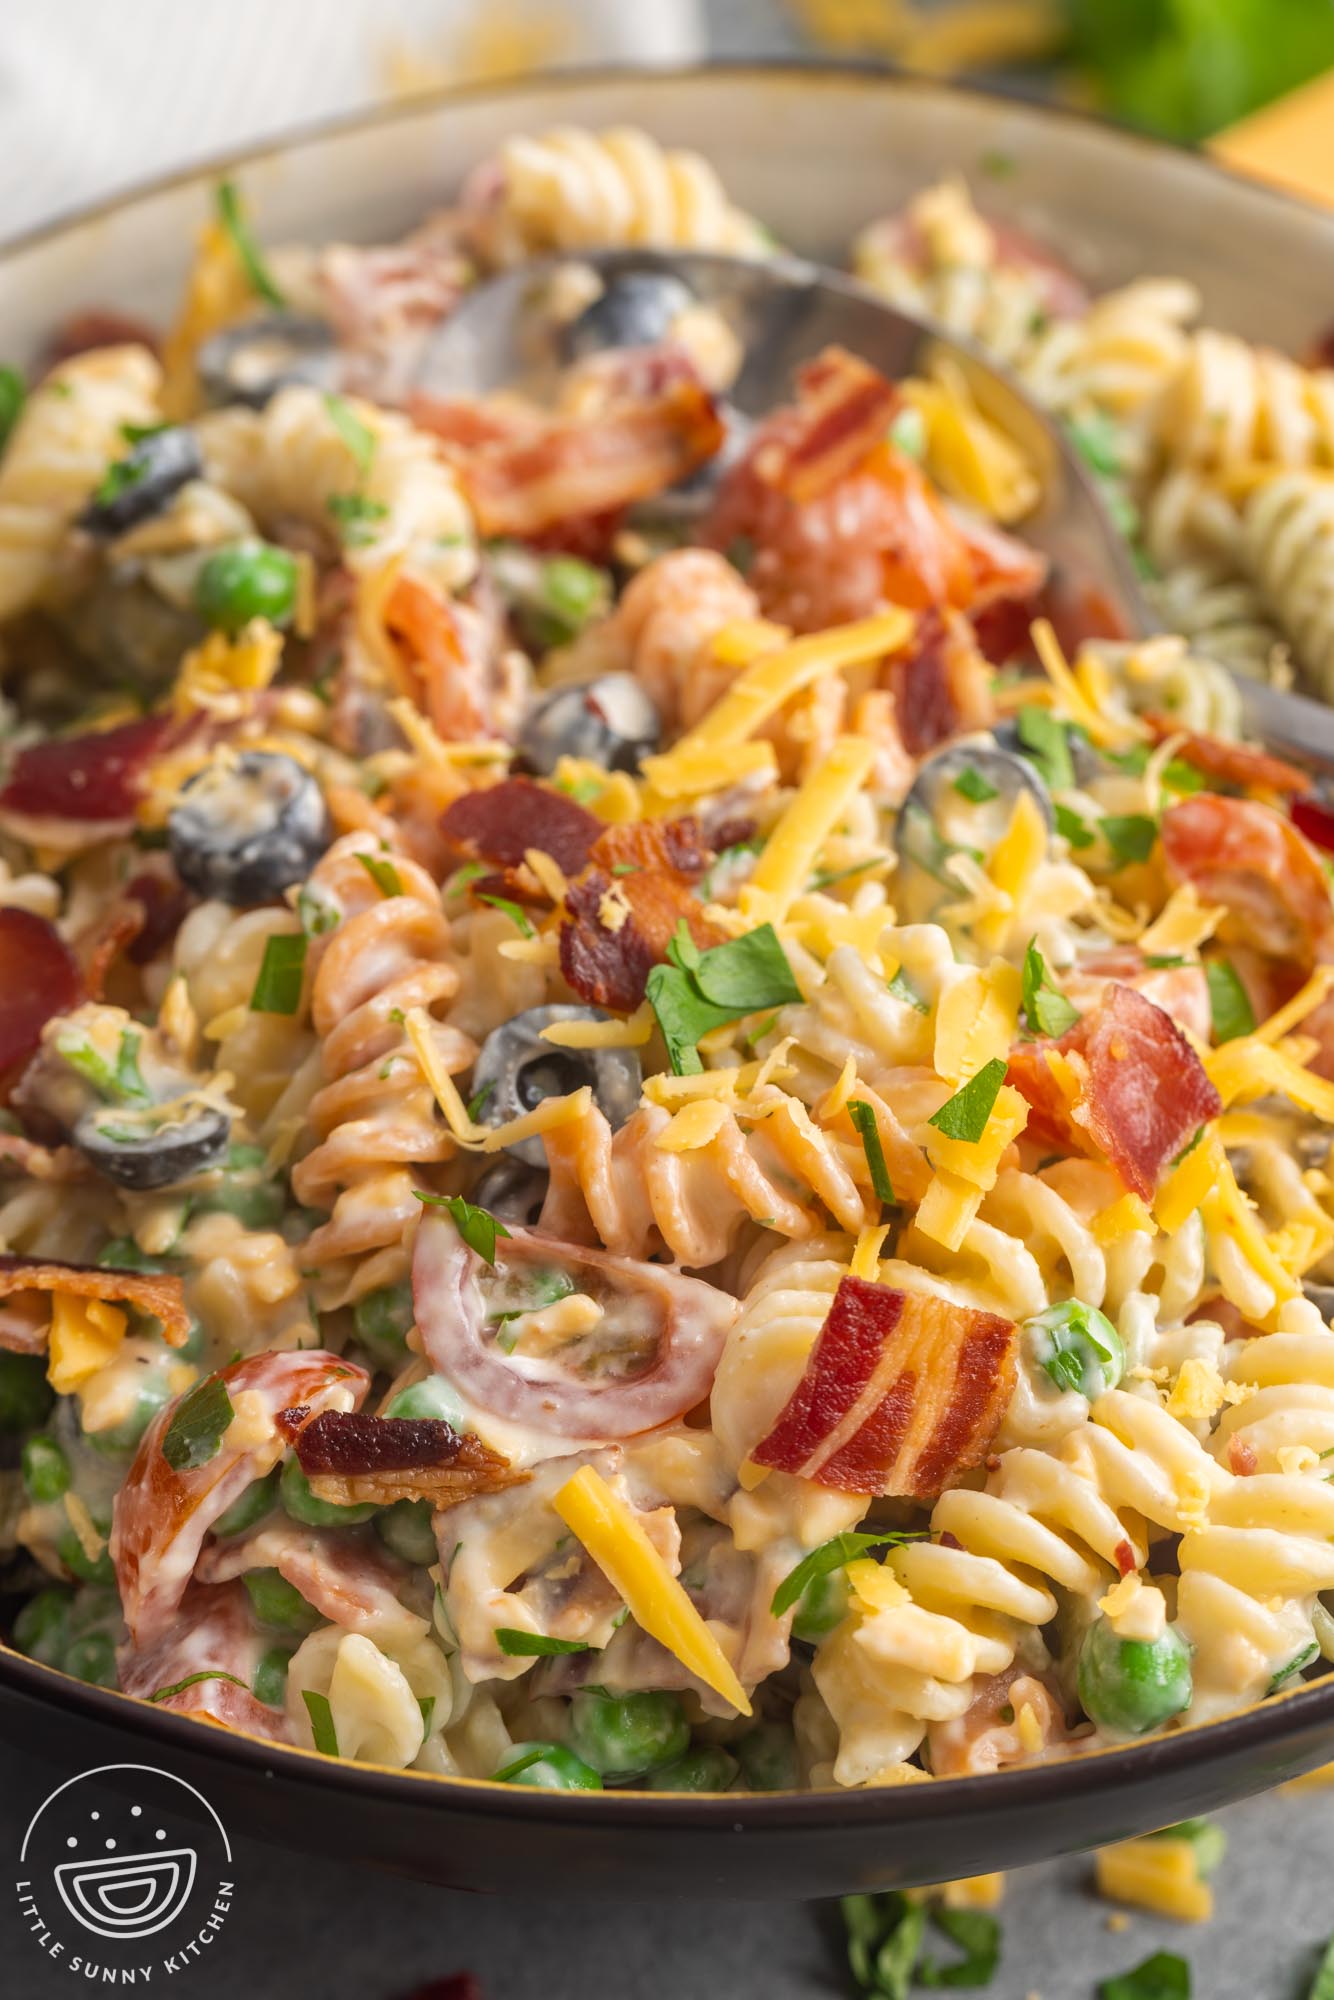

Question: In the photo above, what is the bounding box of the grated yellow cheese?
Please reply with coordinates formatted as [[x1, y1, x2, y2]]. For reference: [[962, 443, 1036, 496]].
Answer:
[[740, 735, 877, 926], [641, 610, 912, 800], [934, 961, 1022, 1081], [1154, 1130, 1223, 1235], [654, 1100, 731, 1152], [1166, 1357, 1229, 1424], [850, 1224, 890, 1279], [403, 1005, 591, 1152], [916, 1169, 983, 1253], [818, 1053, 859, 1121], [1093, 1193, 1154, 1244], [540, 1002, 655, 1050], [846, 1558, 911, 1615], [708, 617, 791, 665], [553, 1465, 751, 1715], [551, 757, 642, 824], [1094, 1840, 1213, 1924], [62, 1493, 107, 1568], [1138, 885, 1223, 958], [1206, 1036, 1334, 1122], [1032, 620, 1146, 749], [924, 1083, 1028, 1190], [171, 620, 283, 716], [975, 789, 1047, 950], [940, 1874, 1005, 1911], [47, 1295, 128, 1395]]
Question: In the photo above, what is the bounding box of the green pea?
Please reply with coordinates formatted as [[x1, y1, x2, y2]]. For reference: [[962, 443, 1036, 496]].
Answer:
[[242, 1567, 323, 1633], [56, 1523, 115, 1587], [375, 1498, 438, 1566], [87, 1377, 171, 1456], [253, 1644, 294, 1708], [1078, 1616, 1193, 1737], [492, 1741, 602, 1791], [791, 1568, 849, 1645], [385, 1376, 468, 1427], [66, 1631, 118, 1687], [568, 1688, 690, 1782], [194, 539, 299, 635], [1025, 1299, 1125, 1402], [735, 1720, 800, 1792], [193, 1145, 286, 1230], [353, 1280, 416, 1370], [21, 1433, 71, 1503], [99, 1237, 173, 1274], [12, 1587, 71, 1666], [280, 1453, 378, 1527], [0, 1350, 54, 1433], [213, 1467, 280, 1538], [643, 1745, 739, 1793]]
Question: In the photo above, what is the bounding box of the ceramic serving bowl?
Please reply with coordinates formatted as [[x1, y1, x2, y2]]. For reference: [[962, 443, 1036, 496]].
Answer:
[[3, 62, 1334, 1899]]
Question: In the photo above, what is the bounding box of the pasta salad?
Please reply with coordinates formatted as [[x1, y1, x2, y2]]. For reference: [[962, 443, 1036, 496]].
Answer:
[[2, 126, 1334, 1796]]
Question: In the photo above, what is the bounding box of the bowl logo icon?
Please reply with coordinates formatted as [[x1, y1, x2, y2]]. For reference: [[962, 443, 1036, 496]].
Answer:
[[54, 1841, 198, 1940], [16, 1762, 234, 1975]]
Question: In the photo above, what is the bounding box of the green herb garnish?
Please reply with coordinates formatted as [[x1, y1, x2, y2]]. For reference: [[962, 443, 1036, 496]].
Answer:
[[928, 1059, 1008, 1144], [1307, 1931, 1334, 2000], [55, 1027, 151, 1104], [1021, 939, 1080, 1039], [918, 1907, 1001, 1988], [1098, 1951, 1191, 2000], [477, 893, 535, 939], [249, 931, 307, 1013], [646, 921, 801, 1076], [771, 1530, 920, 1619], [354, 851, 403, 899], [161, 1374, 235, 1473], [414, 1191, 510, 1267], [0, 366, 25, 452], [952, 765, 1000, 805], [847, 1099, 896, 1206], [1054, 801, 1095, 849], [1016, 706, 1074, 791], [216, 179, 286, 308], [149, 1669, 248, 1703], [495, 1629, 596, 1657], [887, 967, 929, 1014], [326, 492, 389, 546], [1267, 1640, 1319, 1694], [1101, 813, 1158, 866], [841, 1893, 926, 2000], [466, 1079, 495, 1124], [1205, 957, 1256, 1045], [324, 393, 376, 476], [302, 1687, 339, 1756]]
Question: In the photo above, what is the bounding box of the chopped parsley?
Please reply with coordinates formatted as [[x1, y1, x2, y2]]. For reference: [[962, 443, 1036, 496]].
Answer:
[[847, 1099, 896, 1206], [327, 492, 389, 547], [1098, 1952, 1191, 2000], [1205, 957, 1256, 1045], [646, 921, 801, 1076], [148, 1669, 248, 1703], [324, 393, 376, 476], [414, 1191, 510, 1267], [928, 1058, 1008, 1144], [161, 1374, 235, 1473], [952, 764, 1000, 805], [495, 1629, 595, 1657], [0, 365, 24, 452], [771, 1530, 920, 1619], [216, 179, 286, 309], [1054, 801, 1095, 849], [477, 893, 535, 939], [1016, 705, 1075, 791], [302, 1687, 339, 1757], [1021, 939, 1080, 1039], [354, 851, 403, 899], [887, 967, 929, 1014], [1100, 813, 1158, 866]]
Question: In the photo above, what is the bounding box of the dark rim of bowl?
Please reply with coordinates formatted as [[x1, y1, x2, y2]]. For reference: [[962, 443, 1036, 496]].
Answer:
[[2, 58, 1334, 1819]]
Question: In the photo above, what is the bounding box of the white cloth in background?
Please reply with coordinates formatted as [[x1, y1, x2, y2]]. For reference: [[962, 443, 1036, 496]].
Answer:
[[0, 0, 704, 237]]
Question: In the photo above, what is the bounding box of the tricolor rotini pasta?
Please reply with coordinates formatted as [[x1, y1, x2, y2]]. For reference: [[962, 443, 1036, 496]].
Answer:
[[3, 138, 1334, 1803]]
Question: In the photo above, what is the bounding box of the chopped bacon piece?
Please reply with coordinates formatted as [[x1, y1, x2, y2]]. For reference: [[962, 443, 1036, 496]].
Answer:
[[1114, 1539, 1137, 1578], [0, 1252, 190, 1346], [888, 605, 994, 756], [118, 1581, 294, 1745], [1008, 982, 1221, 1201], [0, 909, 82, 1076], [1292, 794, 1334, 855], [76, 899, 145, 1001], [1064, 946, 1211, 1044], [1144, 716, 1312, 796], [125, 869, 192, 965], [750, 347, 901, 504], [927, 1667, 1072, 1777], [0, 714, 177, 824], [1228, 1436, 1259, 1477], [41, 310, 161, 371], [384, 574, 503, 744], [456, 376, 724, 540], [276, 1406, 525, 1508], [441, 776, 602, 877], [112, 1349, 369, 1647], [196, 1520, 415, 1636], [1161, 794, 1333, 961], [559, 815, 722, 1013], [751, 1275, 1016, 1498]]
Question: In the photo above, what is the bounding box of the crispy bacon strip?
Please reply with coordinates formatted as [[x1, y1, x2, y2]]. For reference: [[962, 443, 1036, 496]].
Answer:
[[117, 1581, 294, 1747], [1008, 982, 1222, 1201], [0, 908, 82, 1077], [275, 1406, 525, 1508], [559, 815, 722, 1013], [752, 1276, 1016, 1498], [1161, 794, 1333, 961], [0, 1253, 191, 1347], [751, 347, 901, 504], [441, 776, 602, 878], [888, 605, 994, 756], [1144, 716, 1312, 796], [457, 377, 724, 539], [112, 1349, 369, 1647], [0, 714, 178, 824]]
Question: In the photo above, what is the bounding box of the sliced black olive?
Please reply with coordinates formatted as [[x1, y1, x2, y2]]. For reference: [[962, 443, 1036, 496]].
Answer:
[[471, 1005, 642, 1169], [472, 1156, 550, 1227], [75, 1103, 231, 1191], [196, 314, 341, 409], [896, 739, 1055, 881], [78, 427, 204, 539], [990, 717, 1100, 789], [561, 271, 698, 362], [168, 752, 332, 906], [517, 674, 660, 777], [51, 575, 205, 697]]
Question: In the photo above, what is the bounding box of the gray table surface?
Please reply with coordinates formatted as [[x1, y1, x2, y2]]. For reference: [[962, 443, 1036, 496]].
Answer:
[[1, 1722, 1330, 1999]]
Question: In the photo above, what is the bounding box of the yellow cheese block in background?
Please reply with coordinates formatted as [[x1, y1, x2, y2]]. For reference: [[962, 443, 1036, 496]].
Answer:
[[1213, 73, 1334, 207]]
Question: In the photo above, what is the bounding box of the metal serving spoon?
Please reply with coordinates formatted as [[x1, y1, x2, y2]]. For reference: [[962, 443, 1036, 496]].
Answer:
[[419, 246, 1334, 771]]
